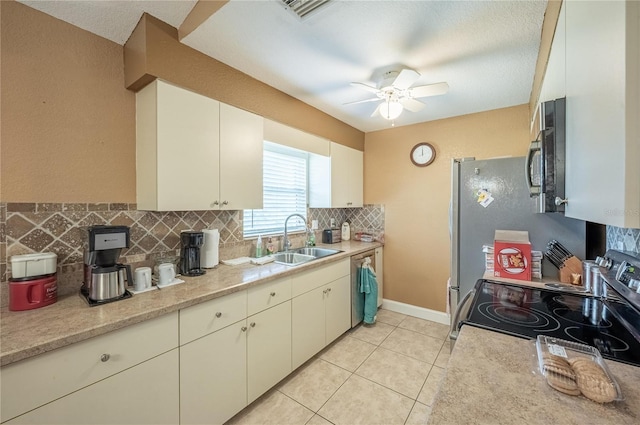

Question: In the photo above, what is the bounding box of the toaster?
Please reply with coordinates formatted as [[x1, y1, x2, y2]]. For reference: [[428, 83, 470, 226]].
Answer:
[[322, 228, 342, 244]]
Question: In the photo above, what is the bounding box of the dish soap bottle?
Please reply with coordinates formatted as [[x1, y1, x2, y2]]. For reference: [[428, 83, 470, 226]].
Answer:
[[341, 222, 351, 241], [256, 235, 263, 257]]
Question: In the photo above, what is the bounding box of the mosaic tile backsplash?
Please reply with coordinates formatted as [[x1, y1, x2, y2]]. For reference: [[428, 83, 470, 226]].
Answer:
[[0, 202, 384, 308], [606, 225, 640, 254]]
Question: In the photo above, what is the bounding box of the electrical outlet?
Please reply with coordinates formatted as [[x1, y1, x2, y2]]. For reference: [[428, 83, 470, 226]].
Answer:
[[330, 218, 335, 228], [311, 220, 318, 230]]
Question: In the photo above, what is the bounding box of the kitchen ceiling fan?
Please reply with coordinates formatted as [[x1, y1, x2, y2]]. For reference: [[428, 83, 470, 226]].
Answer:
[[346, 68, 449, 120]]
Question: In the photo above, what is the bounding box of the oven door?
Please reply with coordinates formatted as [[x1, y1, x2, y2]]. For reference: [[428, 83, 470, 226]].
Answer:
[[449, 286, 476, 346]]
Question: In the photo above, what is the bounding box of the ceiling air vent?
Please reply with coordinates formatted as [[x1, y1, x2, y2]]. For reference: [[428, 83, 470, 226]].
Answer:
[[280, 0, 332, 20]]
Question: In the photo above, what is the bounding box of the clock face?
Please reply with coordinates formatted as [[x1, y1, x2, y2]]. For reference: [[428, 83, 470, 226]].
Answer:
[[410, 143, 436, 167]]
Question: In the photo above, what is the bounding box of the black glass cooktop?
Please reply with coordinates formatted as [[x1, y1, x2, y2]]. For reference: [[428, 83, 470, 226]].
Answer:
[[462, 280, 640, 367]]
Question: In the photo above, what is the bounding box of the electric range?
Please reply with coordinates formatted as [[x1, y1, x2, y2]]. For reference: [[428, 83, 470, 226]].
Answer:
[[456, 249, 640, 367]]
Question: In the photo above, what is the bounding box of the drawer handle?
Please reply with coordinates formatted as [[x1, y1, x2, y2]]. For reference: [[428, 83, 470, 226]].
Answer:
[[241, 326, 247, 332], [326, 288, 332, 293], [215, 312, 222, 318], [100, 353, 111, 363], [270, 292, 276, 297], [250, 322, 256, 328]]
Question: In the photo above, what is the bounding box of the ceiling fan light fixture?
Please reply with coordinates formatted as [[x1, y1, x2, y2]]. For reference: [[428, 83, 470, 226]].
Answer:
[[380, 100, 403, 120]]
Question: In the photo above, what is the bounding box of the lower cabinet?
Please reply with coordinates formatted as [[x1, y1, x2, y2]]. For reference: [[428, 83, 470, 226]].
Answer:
[[180, 300, 292, 424], [6, 349, 179, 424], [292, 275, 350, 369], [247, 301, 292, 403]]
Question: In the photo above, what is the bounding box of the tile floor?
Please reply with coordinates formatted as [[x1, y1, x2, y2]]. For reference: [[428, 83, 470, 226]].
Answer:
[[226, 308, 451, 425]]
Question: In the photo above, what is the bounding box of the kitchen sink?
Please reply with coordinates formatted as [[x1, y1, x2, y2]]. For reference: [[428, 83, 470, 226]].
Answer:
[[272, 252, 316, 266], [290, 247, 341, 259], [272, 247, 341, 266]]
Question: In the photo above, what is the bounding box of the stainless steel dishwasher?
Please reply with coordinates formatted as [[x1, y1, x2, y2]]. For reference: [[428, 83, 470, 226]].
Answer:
[[350, 249, 376, 327]]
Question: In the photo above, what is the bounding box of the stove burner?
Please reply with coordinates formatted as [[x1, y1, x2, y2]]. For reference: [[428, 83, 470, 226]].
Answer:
[[564, 326, 630, 354], [552, 308, 612, 328], [477, 302, 561, 333]]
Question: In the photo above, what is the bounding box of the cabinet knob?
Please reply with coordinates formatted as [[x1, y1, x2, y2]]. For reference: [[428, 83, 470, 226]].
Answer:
[[212, 200, 219, 206], [347, 202, 353, 206], [215, 312, 222, 318], [241, 326, 247, 332], [100, 353, 111, 362], [250, 322, 256, 328], [554, 197, 568, 206], [270, 292, 276, 297], [326, 288, 332, 293], [222, 200, 229, 206]]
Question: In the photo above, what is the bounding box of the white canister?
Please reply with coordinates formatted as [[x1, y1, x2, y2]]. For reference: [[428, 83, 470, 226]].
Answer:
[[341, 222, 351, 241], [10, 253, 57, 278]]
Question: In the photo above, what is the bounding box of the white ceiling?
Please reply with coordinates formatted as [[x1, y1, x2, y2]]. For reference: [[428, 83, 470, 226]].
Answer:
[[18, 0, 548, 133]]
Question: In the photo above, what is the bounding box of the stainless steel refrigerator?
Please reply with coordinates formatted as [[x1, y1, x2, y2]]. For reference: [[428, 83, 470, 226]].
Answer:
[[449, 157, 588, 324]]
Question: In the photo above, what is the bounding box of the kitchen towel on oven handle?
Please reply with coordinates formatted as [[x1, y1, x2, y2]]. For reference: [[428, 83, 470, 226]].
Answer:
[[359, 257, 378, 325]]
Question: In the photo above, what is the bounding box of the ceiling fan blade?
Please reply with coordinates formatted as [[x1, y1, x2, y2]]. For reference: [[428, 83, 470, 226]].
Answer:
[[400, 97, 426, 112], [392, 69, 420, 90], [409, 82, 449, 98], [350, 82, 380, 94], [370, 104, 382, 118], [343, 97, 382, 106]]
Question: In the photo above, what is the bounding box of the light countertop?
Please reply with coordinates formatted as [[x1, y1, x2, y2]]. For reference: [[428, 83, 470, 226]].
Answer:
[[0, 241, 381, 367], [428, 326, 640, 424]]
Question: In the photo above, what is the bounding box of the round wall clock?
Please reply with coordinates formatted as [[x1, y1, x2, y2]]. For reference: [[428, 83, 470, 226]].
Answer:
[[410, 142, 436, 167]]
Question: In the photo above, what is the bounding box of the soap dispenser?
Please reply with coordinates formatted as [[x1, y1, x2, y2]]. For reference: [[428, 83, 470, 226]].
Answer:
[[341, 222, 351, 241]]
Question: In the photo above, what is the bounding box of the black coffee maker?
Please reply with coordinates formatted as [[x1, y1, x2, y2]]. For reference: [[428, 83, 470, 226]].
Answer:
[[180, 231, 206, 276]]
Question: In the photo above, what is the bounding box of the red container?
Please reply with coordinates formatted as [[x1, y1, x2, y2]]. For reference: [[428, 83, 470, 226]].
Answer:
[[9, 274, 58, 311], [493, 230, 532, 281]]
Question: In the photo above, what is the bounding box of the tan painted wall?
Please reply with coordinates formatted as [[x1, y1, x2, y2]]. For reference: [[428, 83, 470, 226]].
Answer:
[[0, 1, 136, 203], [364, 104, 531, 312], [125, 14, 364, 151]]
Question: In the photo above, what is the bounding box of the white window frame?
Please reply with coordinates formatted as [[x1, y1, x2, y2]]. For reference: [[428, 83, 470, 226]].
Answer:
[[243, 141, 308, 238]]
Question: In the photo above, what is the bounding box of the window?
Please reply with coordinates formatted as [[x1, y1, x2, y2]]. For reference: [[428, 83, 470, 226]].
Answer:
[[243, 142, 308, 238]]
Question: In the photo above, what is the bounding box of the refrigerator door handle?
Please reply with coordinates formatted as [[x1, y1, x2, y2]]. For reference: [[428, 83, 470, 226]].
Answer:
[[526, 136, 542, 196]]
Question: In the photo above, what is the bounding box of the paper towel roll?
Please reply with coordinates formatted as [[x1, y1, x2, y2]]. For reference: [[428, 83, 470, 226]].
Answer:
[[201, 229, 220, 268]]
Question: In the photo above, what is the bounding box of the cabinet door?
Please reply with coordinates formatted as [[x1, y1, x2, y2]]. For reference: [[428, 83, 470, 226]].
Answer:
[[329, 142, 351, 207], [291, 286, 326, 370], [565, 0, 639, 227], [375, 247, 384, 308], [7, 350, 179, 425], [136, 80, 220, 211], [180, 321, 247, 425], [324, 276, 351, 345], [247, 301, 292, 403], [347, 147, 364, 208], [219, 103, 264, 210], [539, 1, 566, 104]]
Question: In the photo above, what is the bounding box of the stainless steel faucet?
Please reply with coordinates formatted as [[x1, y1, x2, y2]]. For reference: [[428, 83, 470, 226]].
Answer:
[[283, 214, 307, 251]]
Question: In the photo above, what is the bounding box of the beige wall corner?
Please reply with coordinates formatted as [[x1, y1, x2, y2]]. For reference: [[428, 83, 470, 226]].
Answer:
[[1, 1, 135, 203], [529, 0, 563, 120], [364, 104, 530, 312], [178, 0, 230, 41]]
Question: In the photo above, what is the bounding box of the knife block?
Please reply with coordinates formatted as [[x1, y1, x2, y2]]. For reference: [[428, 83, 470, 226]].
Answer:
[[559, 256, 583, 284]]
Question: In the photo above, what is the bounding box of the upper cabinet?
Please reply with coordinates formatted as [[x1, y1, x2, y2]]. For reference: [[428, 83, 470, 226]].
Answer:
[[539, 1, 566, 104], [309, 142, 363, 208], [136, 80, 263, 211], [563, 0, 639, 228]]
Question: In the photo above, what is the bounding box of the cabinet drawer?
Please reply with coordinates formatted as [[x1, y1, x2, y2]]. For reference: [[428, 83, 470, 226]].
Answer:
[[292, 258, 350, 297], [180, 290, 247, 345], [247, 277, 292, 316], [0, 312, 178, 423]]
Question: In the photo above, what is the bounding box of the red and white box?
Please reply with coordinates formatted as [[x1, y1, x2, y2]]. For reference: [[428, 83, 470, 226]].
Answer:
[[494, 230, 532, 281]]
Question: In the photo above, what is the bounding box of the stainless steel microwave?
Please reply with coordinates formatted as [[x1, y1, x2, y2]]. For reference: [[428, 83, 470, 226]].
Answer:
[[526, 97, 566, 213]]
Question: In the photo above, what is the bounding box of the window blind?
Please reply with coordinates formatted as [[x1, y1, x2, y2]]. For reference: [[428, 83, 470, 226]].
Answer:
[[243, 142, 308, 238]]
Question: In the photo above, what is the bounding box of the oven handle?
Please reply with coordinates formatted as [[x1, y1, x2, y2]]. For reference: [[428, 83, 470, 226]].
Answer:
[[449, 287, 476, 343]]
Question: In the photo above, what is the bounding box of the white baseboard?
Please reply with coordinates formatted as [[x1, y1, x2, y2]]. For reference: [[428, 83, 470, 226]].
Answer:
[[381, 299, 450, 325]]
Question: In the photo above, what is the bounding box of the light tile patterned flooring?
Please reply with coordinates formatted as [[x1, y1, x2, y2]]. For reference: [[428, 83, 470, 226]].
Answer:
[[226, 309, 451, 425]]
